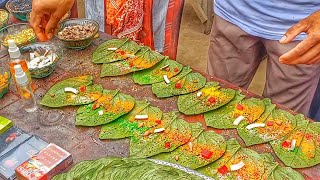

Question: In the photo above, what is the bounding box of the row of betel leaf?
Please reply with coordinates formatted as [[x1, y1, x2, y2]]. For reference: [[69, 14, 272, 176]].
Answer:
[[40, 75, 304, 179], [92, 38, 320, 169]]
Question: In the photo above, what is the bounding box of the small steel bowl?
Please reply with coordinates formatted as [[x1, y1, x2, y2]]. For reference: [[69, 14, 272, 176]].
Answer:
[[55, 18, 99, 50]]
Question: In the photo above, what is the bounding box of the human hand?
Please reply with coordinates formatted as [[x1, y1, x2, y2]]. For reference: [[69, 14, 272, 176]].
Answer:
[[30, 0, 74, 41], [279, 10, 320, 65]]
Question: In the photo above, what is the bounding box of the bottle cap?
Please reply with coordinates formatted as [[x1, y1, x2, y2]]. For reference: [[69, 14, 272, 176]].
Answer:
[[14, 64, 28, 85], [8, 39, 21, 59]]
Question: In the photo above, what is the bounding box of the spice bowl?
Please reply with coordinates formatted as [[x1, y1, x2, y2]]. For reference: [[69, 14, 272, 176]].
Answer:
[[21, 43, 63, 78], [0, 67, 11, 98], [6, 0, 32, 21], [56, 18, 99, 50], [0, 9, 9, 29], [0, 23, 36, 48]]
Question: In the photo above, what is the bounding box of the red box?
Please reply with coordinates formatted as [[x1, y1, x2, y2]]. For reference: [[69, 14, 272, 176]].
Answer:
[[15, 144, 73, 180]]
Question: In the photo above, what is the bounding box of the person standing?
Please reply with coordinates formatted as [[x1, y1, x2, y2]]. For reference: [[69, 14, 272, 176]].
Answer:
[[208, 1, 320, 116]]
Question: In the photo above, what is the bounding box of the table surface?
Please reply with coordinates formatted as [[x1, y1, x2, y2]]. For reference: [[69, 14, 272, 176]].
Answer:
[[0, 33, 318, 180]]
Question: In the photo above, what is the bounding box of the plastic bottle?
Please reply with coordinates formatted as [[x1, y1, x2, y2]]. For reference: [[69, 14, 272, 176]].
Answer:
[[14, 64, 38, 113], [7, 39, 33, 92]]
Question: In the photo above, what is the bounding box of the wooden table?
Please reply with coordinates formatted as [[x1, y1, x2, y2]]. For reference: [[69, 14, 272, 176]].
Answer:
[[0, 33, 318, 179]]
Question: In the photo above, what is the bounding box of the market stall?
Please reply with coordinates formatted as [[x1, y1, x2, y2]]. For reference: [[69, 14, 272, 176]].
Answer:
[[0, 1, 319, 178], [0, 31, 319, 179]]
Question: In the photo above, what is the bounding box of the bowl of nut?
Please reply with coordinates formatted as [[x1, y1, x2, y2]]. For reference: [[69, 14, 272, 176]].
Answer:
[[0, 23, 36, 48], [6, 0, 32, 21], [21, 43, 62, 78], [0, 67, 11, 98], [56, 18, 99, 50]]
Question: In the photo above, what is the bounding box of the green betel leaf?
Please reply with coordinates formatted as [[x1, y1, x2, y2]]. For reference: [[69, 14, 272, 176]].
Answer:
[[40, 75, 103, 107], [260, 153, 305, 180], [151, 67, 206, 98], [153, 127, 226, 170], [132, 58, 184, 85], [178, 82, 236, 115], [93, 40, 141, 64], [130, 113, 193, 158], [99, 101, 163, 140], [204, 91, 245, 129], [270, 115, 320, 168], [100, 47, 164, 77], [205, 97, 265, 129], [54, 157, 203, 180], [238, 108, 299, 147], [75, 89, 135, 126], [92, 38, 129, 64], [197, 138, 266, 180]]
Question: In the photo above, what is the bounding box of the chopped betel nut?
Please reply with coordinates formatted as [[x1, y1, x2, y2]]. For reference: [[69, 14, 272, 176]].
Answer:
[[58, 24, 96, 40]]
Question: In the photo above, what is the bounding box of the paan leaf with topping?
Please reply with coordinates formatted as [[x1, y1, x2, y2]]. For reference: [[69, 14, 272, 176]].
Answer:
[[132, 58, 183, 85], [100, 47, 164, 77], [40, 75, 103, 107], [178, 82, 236, 115], [151, 67, 206, 98], [75, 89, 135, 126], [99, 100, 163, 140]]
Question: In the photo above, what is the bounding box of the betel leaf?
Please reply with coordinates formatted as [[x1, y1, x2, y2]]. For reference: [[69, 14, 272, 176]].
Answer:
[[238, 108, 299, 147], [75, 89, 135, 126], [151, 66, 206, 98], [205, 97, 266, 129], [92, 38, 129, 64], [197, 138, 266, 180], [153, 126, 226, 170], [130, 113, 193, 158], [270, 115, 320, 168], [53, 157, 203, 180], [99, 100, 163, 140], [100, 47, 164, 77], [260, 153, 305, 180], [40, 75, 103, 107], [204, 91, 245, 128], [132, 58, 183, 85], [93, 40, 141, 64], [178, 82, 236, 115]]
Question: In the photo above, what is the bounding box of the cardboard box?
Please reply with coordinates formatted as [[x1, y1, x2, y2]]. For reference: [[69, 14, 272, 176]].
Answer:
[[0, 136, 48, 180], [16, 144, 73, 180], [0, 126, 31, 157], [0, 116, 13, 135]]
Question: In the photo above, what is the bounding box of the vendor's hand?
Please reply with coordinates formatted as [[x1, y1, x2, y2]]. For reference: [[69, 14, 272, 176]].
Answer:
[[30, 0, 74, 41], [279, 10, 320, 65]]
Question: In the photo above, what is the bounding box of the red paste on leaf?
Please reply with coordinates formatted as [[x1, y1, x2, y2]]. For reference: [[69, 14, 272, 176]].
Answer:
[[266, 121, 274, 126], [236, 104, 244, 110], [282, 141, 291, 148], [208, 97, 216, 104], [201, 149, 213, 159], [164, 142, 171, 149], [79, 86, 86, 92], [218, 165, 229, 175], [175, 83, 182, 89]]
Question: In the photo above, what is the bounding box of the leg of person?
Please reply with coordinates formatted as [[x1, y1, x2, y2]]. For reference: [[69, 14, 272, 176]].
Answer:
[[309, 79, 320, 121], [207, 15, 266, 89], [262, 40, 320, 116]]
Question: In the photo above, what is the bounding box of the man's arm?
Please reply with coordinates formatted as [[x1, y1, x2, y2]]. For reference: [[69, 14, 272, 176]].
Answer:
[[30, 0, 75, 41], [279, 10, 320, 65]]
